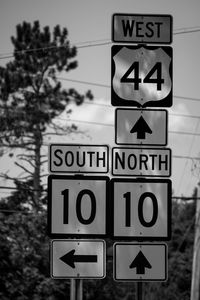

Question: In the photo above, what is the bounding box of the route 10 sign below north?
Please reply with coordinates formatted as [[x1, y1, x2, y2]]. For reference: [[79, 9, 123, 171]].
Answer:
[[111, 45, 172, 107]]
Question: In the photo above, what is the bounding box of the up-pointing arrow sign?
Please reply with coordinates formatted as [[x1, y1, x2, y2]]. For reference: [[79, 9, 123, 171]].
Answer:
[[115, 108, 168, 146], [129, 250, 152, 274], [130, 116, 152, 139], [114, 243, 167, 281]]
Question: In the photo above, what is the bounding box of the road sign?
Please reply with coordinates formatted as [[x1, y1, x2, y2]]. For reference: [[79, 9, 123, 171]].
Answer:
[[115, 108, 168, 146], [112, 147, 171, 177], [110, 178, 171, 240], [51, 239, 106, 279], [112, 14, 173, 44], [114, 243, 167, 281], [111, 45, 172, 107], [49, 144, 109, 174], [48, 175, 109, 238]]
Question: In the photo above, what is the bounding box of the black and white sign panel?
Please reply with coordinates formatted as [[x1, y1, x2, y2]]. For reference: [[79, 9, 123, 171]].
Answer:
[[112, 147, 171, 177], [114, 243, 168, 281], [110, 178, 171, 240], [51, 239, 106, 279], [112, 14, 173, 44], [115, 108, 168, 146], [48, 175, 110, 238], [111, 45, 172, 107], [49, 144, 109, 174]]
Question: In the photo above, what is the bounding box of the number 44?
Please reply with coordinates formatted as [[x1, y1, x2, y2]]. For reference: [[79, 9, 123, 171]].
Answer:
[[121, 61, 164, 91]]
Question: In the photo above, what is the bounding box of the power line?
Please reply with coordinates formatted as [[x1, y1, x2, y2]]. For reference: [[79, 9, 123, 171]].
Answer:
[[57, 77, 200, 104], [0, 25, 199, 60]]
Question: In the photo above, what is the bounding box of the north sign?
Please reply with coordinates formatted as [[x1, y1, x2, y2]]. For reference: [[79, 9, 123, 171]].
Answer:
[[51, 239, 106, 279], [49, 144, 109, 174], [110, 178, 171, 240], [112, 14, 172, 44], [115, 108, 168, 146], [114, 243, 167, 281], [111, 45, 172, 107], [48, 175, 109, 238], [112, 147, 171, 177]]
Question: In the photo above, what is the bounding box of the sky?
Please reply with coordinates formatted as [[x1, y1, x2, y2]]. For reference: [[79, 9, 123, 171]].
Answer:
[[0, 0, 200, 198]]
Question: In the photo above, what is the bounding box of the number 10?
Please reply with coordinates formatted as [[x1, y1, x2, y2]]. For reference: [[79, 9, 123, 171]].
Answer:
[[123, 191, 158, 227]]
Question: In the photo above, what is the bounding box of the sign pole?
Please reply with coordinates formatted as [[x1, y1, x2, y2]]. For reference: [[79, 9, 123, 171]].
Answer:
[[137, 282, 143, 300], [70, 279, 75, 300], [76, 279, 83, 300], [70, 279, 83, 300]]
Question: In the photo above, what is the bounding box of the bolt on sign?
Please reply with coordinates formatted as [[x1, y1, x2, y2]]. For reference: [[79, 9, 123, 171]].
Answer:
[[51, 239, 106, 279], [111, 45, 172, 107], [115, 108, 168, 146], [112, 147, 171, 177], [112, 14, 173, 44], [110, 178, 171, 240], [48, 175, 110, 238], [114, 243, 168, 281], [49, 144, 109, 174]]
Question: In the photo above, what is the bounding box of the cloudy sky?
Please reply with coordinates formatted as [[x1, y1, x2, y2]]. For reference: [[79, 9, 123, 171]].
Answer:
[[0, 0, 200, 197]]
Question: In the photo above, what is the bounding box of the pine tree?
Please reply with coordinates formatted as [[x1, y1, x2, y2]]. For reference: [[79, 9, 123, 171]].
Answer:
[[0, 20, 93, 211]]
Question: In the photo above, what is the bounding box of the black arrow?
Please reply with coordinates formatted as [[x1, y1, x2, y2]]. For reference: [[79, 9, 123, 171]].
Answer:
[[129, 250, 152, 274], [130, 116, 152, 139], [59, 249, 98, 269]]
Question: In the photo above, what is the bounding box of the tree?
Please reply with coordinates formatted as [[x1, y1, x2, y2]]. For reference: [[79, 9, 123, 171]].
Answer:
[[0, 20, 93, 299], [0, 20, 93, 210]]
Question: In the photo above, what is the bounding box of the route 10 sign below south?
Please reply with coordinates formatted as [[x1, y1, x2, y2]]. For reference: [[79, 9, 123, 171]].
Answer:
[[111, 45, 172, 107]]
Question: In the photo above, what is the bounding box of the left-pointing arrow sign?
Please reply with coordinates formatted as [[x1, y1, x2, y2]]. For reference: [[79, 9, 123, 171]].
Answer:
[[60, 249, 98, 269]]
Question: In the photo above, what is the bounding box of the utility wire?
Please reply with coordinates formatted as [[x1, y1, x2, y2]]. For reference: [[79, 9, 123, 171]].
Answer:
[[0, 25, 199, 60]]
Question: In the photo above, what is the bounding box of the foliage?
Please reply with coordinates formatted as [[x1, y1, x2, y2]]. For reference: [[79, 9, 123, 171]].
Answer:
[[0, 19, 197, 300], [0, 20, 93, 205]]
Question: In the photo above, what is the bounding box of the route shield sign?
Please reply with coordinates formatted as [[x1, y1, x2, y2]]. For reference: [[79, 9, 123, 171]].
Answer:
[[111, 45, 172, 107], [48, 175, 109, 238], [114, 243, 167, 281], [51, 239, 106, 279], [115, 108, 168, 146], [110, 178, 171, 240]]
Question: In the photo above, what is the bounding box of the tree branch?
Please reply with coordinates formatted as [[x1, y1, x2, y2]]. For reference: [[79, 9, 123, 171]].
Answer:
[[15, 162, 33, 176]]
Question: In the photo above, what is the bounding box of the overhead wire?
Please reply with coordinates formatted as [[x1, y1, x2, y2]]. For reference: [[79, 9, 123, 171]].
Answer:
[[0, 25, 199, 60]]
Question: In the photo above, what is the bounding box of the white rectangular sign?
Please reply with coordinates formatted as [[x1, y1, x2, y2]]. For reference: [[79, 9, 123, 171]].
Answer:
[[110, 178, 171, 240], [51, 239, 106, 279], [115, 108, 168, 146], [49, 144, 109, 173], [112, 14, 172, 44], [112, 147, 171, 177], [48, 175, 109, 238], [114, 243, 167, 281]]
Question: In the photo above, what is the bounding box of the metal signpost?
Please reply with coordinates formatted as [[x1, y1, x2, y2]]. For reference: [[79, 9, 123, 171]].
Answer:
[[47, 145, 109, 300], [111, 13, 173, 300], [47, 13, 173, 300]]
